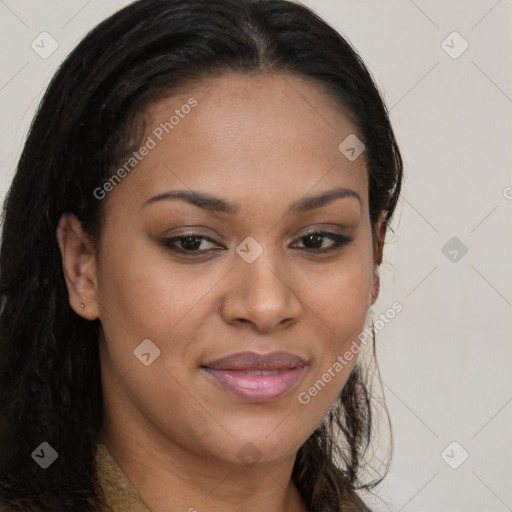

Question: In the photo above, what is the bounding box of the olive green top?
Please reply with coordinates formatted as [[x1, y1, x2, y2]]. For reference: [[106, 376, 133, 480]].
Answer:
[[96, 442, 151, 512]]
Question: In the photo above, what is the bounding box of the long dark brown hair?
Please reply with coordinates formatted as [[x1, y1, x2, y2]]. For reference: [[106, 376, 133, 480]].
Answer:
[[0, 0, 402, 510]]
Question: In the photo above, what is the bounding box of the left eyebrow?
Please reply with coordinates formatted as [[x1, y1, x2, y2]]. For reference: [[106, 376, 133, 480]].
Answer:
[[141, 187, 361, 214]]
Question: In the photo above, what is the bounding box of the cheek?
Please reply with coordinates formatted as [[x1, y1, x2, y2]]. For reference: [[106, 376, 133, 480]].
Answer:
[[312, 246, 373, 342], [298, 244, 373, 404], [332, 266, 372, 340], [95, 233, 196, 344]]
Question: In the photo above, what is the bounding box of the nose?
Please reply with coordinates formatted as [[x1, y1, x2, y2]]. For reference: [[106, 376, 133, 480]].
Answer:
[[220, 245, 302, 333]]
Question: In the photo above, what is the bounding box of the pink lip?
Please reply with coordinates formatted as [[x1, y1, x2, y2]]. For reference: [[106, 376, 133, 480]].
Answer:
[[200, 351, 308, 402]]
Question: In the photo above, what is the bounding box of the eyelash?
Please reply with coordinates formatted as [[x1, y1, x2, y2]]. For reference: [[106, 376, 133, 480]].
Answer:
[[161, 230, 354, 257]]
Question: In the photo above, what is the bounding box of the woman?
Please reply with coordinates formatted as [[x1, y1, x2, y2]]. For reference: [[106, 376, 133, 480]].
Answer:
[[0, 0, 403, 510]]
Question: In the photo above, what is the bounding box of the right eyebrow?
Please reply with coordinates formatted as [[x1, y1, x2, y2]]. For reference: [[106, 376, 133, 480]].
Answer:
[[141, 186, 361, 214]]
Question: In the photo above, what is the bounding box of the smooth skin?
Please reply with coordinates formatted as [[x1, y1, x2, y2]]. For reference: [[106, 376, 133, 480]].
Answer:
[[57, 73, 386, 512]]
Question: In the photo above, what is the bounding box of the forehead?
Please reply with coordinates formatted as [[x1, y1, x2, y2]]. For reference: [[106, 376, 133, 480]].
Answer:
[[105, 72, 368, 217]]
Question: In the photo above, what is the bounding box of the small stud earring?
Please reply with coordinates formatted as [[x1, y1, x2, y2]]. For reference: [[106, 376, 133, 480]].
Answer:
[[80, 303, 85, 309]]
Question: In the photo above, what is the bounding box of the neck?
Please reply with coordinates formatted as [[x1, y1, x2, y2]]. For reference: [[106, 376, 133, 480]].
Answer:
[[99, 421, 308, 512]]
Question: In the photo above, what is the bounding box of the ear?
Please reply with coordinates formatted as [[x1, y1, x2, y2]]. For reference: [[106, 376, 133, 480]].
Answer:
[[56, 213, 99, 320], [370, 213, 387, 306]]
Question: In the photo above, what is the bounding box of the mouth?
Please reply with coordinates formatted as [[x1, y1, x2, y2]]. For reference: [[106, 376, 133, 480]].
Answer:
[[200, 351, 308, 403]]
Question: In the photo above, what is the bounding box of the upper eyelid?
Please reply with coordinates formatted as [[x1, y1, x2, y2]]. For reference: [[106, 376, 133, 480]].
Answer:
[[165, 229, 344, 240], [163, 230, 352, 249]]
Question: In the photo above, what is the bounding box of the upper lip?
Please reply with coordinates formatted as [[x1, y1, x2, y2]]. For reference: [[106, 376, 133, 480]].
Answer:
[[201, 351, 307, 371]]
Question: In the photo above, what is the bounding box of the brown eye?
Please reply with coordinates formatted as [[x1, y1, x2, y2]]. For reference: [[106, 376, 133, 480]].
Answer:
[[292, 231, 354, 252], [161, 230, 353, 258], [162, 234, 221, 255]]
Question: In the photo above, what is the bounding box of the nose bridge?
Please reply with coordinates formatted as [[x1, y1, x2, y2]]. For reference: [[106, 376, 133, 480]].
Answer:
[[226, 236, 301, 330], [239, 238, 287, 302]]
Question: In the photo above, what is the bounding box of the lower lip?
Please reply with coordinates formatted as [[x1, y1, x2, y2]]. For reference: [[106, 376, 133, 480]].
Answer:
[[201, 366, 306, 402]]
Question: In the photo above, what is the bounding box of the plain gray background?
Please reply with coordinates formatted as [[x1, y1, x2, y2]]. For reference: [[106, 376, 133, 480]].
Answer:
[[0, 1, 511, 511]]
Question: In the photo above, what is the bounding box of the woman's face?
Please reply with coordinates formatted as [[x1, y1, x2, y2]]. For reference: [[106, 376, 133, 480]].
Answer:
[[62, 73, 384, 468]]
